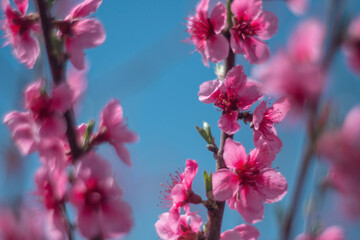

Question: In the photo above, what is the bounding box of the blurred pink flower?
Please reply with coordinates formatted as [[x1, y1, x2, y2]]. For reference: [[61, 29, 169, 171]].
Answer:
[[343, 16, 360, 75], [1, 0, 40, 68], [295, 226, 344, 240], [60, 0, 106, 70], [160, 159, 200, 210], [155, 207, 203, 240], [35, 166, 69, 240], [69, 152, 133, 239], [212, 138, 287, 223], [230, 0, 278, 64], [255, 19, 326, 113], [198, 65, 262, 134], [318, 105, 360, 218], [252, 97, 290, 154], [221, 224, 259, 240], [186, 0, 229, 67], [286, 0, 308, 15], [3, 81, 72, 155], [92, 99, 138, 166]]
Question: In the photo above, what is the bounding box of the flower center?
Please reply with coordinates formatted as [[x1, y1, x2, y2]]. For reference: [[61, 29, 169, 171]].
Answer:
[[159, 169, 182, 207], [232, 18, 257, 40], [187, 16, 215, 43], [236, 163, 260, 187], [215, 90, 238, 113], [85, 179, 105, 210]]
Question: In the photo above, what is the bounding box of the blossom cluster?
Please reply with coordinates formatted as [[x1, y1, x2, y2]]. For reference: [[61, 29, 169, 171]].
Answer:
[[1, 0, 137, 239]]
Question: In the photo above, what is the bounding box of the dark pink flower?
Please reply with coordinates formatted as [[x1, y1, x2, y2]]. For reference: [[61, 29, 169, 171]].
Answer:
[[186, 0, 229, 67], [198, 65, 262, 134], [69, 152, 133, 239], [230, 0, 278, 64], [343, 16, 360, 75], [295, 226, 344, 240], [256, 19, 325, 112], [35, 166, 69, 240], [221, 224, 259, 240], [1, 0, 40, 68], [155, 207, 203, 240], [212, 138, 287, 223], [252, 97, 290, 154], [286, 0, 308, 15], [60, 0, 106, 70], [160, 159, 200, 210], [93, 99, 138, 166], [318, 105, 360, 218]]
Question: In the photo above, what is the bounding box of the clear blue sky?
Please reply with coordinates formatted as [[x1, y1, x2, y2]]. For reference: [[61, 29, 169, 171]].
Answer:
[[0, 0, 360, 239]]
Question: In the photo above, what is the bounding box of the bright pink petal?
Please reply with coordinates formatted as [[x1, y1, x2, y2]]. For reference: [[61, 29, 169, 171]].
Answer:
[[189, 212, 202, 232], [113, 143, 132, 166], [170, 184, 187, 205], [206, 34, 229, 63], [252, 101, 267, 130], [14, 0, 28, 14], [3, 111, 30, 132], [101, 99, 123, 127], [196, 0, 209, 19], [318, 226, 344, 240], [69, 0, 102, 19], [12, 124, 37, 155], [258, 169, 287, 203], [224, 65, 247, 91], [253, 129, 282, 156], [218, 111, 240, 135], [47, 211, 68, 240], [268, 97, 290, 123], [236, 186, 264, 224], [212, 169, 239, 201], [223, 138, 247, 169], [38, 116, 66, 139], [198, 79, 221, 104], [155, 211, 179, 240], [230, 31, 245, 55], [181, 159, 198, 189], [14, 34, 40, 69], [210, 2, 226, 34], [242, 37, 270, 64], [237, 81, 263, 110], [51, 83, 73, 113], [67, 67, 88, 105], [231, 0, 262, 19], [254, 11, 278, 40], [221, 224, 260, 240]]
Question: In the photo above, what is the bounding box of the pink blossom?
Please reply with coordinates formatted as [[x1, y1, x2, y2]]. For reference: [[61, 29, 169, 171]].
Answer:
[[318, 105, 360, 218], [59, 0, 106, 70], [69, 152, 133, 239], [1, 0, 40, 68], [295, 226, 344, 240], [221, 224, 259, 240], [230, 0, 278, 64], [66, 66, 88, 106], [255, 19, 325, 112], [93, 99, 138, 166], [252, 97, 290, 154], [343, 16, 360, 75], [186, 0, 229, 67], [212, 138, 287, 223], [155, 207, 203, 240], [3, 80, 73, 155], [198, 65, 263, 134], [160, 159, 200, 210], [286, 0, 308, 15], [35, 166, 69, 240]]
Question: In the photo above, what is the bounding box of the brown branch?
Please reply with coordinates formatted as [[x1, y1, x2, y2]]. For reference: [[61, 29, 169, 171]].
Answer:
[[205, 1, 235, 239], [34, 0, 83, 160]]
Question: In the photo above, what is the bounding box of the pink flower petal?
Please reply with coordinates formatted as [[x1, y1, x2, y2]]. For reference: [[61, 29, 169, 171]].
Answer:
[[207, 34, 229, 63], [78, 209, 101, 238], [287, 0, 308, 15], [318, 226, 344, 240], [181, 159, 198, 189], [14, 0, 28, 14], [221, 224, 260, 240], [258, 169, 287, 203], [236, 186, 264, 224], [223, 138, 247, 169], [218, 111, 240, 135], [198, 79, 221, 104], [268, 97, 290, 123], [196, 0, 209, 19], [210, 2, 227, 35], [252, 101, 267, 130], [237, 81, 263, 110], [14, 34, 40, 69], [212, 169, 239, 201], [69, 0, 102, 19], [51, 83, 73, 113], [242, 37, 270, 64], [224, 65, 247, 91], [231, 0, 262, 20], [254, 11, 278, 40]]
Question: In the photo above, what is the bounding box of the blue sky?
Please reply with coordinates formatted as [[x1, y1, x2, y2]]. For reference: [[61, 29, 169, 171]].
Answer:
[[1, 0, 360, 239]]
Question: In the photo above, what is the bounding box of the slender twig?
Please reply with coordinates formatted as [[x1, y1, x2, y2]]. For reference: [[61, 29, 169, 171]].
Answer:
[[205, 1, 234, 240]]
